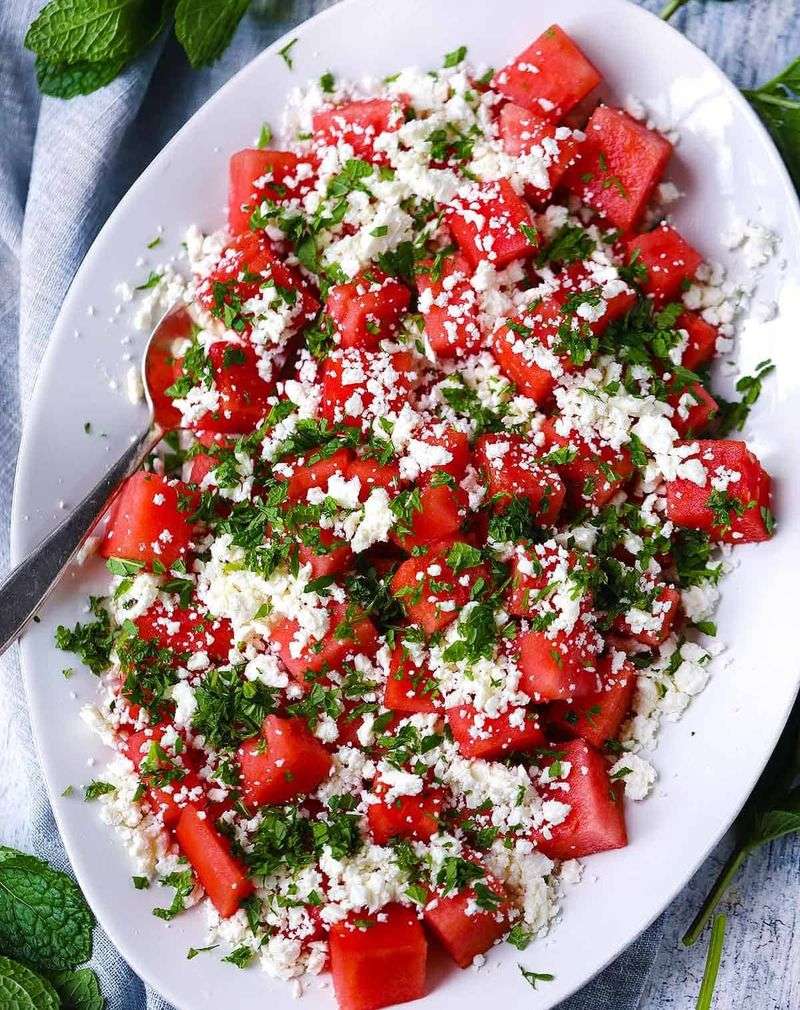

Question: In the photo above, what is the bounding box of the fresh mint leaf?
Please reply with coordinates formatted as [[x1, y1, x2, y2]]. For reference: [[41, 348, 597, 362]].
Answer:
[[222, 945, 254, 968], [84, 780, 116, 801], [518, 965, 555, 989], [278, 37, 297, 68], [443, 45, 467, 68], [55, 597, 114, 674], [135, 270, 162, 291], [153, 868, 195, 920], [0, 956, 60, 1010], [48, 968, 105, 1010], [507, 923, 533, 950], [25, 0, 164, 64], [175, 0, 251, 68], [34, 53, 127, 98], [743, 58, 800, 185], [187, 944, 218, 959], [0, 847, 94, 970]]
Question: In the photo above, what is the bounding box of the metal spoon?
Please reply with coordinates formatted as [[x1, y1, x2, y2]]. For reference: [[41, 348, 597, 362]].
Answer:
[[0, 303, 192, 656]]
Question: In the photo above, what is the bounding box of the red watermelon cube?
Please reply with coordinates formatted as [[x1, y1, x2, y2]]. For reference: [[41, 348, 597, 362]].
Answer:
[[238, 715, 332, 807], [101, 472, 195, 570], [530, 739, 627, 860], [665, 439, 774, 543], [564, 105, 672, 233], [445, 178, 538, 268], [329, 905, 427, 1010], [492, 25, 601, 120], [626, 224, 703, 307], [548, 651, 637, 749], [175, 807, 254, 918]]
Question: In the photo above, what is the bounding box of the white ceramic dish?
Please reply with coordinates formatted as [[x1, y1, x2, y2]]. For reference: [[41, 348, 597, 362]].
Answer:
[[11, 0, 800, 1006]]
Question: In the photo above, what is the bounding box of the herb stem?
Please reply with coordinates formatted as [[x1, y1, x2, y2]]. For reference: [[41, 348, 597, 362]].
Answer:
[[683, 846, 747, 947], [742, 91, 800, 112], [660, 0, 689, 20], [695, 914, 727, 1010]]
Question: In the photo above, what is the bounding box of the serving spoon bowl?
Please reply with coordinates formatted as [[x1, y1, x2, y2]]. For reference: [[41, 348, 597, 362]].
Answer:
[[0, 303, 191, 655]]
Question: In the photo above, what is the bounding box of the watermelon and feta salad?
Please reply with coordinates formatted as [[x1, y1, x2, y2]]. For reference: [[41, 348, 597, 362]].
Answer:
[[60, 23, 778, 1009]]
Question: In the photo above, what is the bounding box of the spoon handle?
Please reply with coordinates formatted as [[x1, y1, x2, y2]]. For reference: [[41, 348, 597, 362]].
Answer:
[[0, 424, 162, 657]]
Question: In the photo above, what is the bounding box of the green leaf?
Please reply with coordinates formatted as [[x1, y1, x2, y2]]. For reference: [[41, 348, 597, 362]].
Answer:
[[507, 923, 533, 950], [222, 945, 253, 968], [48, 968, 105, 1010], [174, 0, 251, 69], [0, 956, 60, 1010], [105, 557, 144, 577], [518, 965, 555, 989], [34, 53, 128, 98], [443, 45, 467, 68], [25, 0, 165, 64], [84, 780, 116, 801], [747, 791, 800, 847], [0, 847, 94, 970], [278, 37, 297, 68], [743, 58, 800, 186]]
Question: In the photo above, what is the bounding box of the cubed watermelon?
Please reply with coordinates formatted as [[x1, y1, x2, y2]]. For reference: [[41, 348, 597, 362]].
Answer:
[[564, 106, 672, 233], [626, 224, 703, 307], [135, 601, 233, 662], [272, 601, 379, 685], [175, 807, 254, 917], [329, 905, 427, 1010], [327, 269, 411, 350], [384, 644, 440, 714], [548, 651, 637, 749], [424, 860, 510, 967], [228, 148, 316, 233], [391, 543, 488, 635], [390, 483, 466, 552], [101, 472, 195, 570], [491, 25, 601, 120], [498, 104, 580, 204], [474, 433, 565, 524], [445, 179, 538, 268], [238, 715, 333, 807], [312, 98, 406, 162], [665, 439, 774, 543], [517, 626, 601, 702], [530, 739, 627, 860], [416, 254, 482, 359], [446, 704, 545, 760], [367, 779, 445, 844]]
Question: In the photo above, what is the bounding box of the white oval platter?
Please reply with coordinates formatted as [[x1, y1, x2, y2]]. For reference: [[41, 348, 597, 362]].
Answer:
[[11, 0, 800, 1007]]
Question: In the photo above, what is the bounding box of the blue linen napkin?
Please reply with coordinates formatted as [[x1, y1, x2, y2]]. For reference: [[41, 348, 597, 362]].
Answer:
[[0, 2, 795, 1007]]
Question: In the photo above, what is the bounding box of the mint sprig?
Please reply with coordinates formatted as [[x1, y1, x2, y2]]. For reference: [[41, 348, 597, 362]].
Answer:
[[0, 956, 60, 1010], [24, 0, 259, 98], [175, 0, 252, 68], [0, 846, 104, 1007], [743, 58, 800, 185], [0, 846, 94, 970], [49, 968, 105, 1010]]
